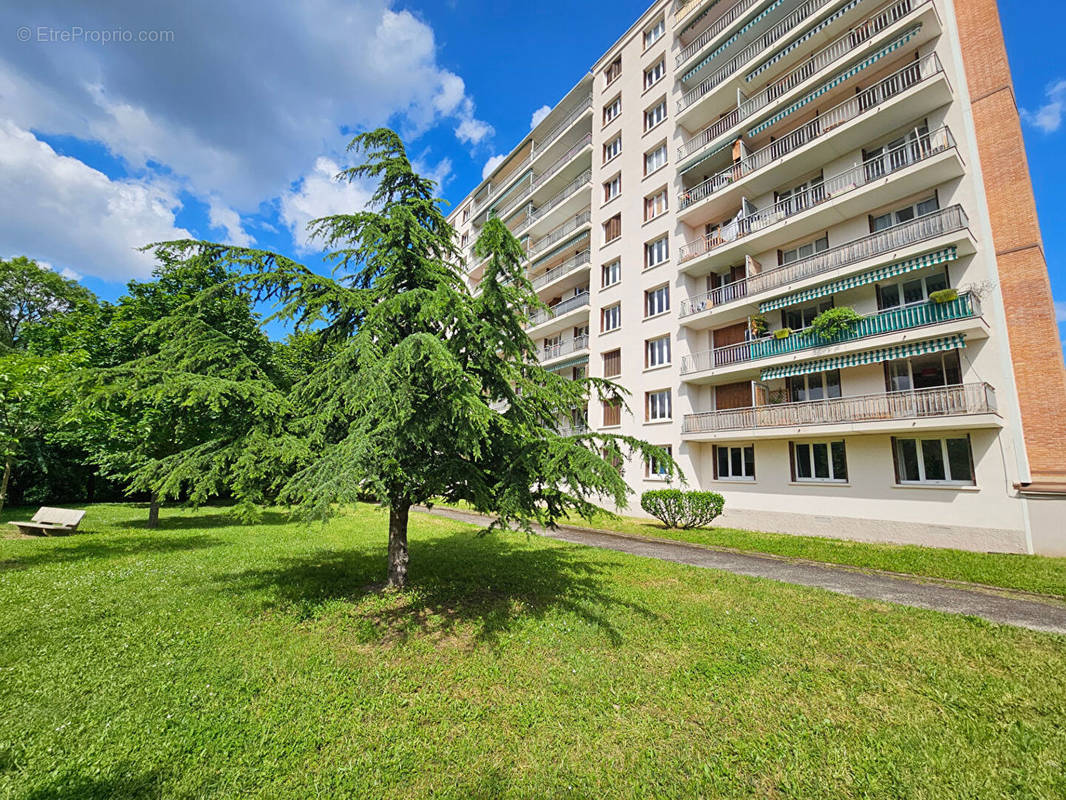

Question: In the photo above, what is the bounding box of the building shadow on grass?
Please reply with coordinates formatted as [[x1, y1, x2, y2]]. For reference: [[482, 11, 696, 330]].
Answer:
[[219, 531, 659, 647], [0, 534, 223, 573]]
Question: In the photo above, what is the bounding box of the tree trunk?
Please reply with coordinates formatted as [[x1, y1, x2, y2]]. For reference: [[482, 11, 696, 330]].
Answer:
[[0, 458, 10, 516], [147, 493, 160, 529], [387, 503, 410, 589]]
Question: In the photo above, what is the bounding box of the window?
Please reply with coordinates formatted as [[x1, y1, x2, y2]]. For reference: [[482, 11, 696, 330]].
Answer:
[[780, 235, 828, 265], [601, 260, 621, 288], [893, 436, 975, 486], [603, 174, 621, 203], [776, 175, 824, 214], [571, 364, 586, 381], [877, 271, 950, 310], [714, 445, 756, 481], [863, 125, 929, 181], [644, 99, 667, 132], [644, 189, 668, 221], [787, 370, 841, 403], [460, 232, 469, 248], [603, 95, 621, 126], [885, 352, 962, 392], [605, 56, 622, 86], [462, 206, 470, 223], [602, 348, 622, 378], [603, 135, 622, 164], [646, 444, 672, 478], [601, 303, 621, 332], [603, 214, 622, 243], [603, 398, 622, 427], [644, 60, 665, 91], [646, 389, 672, 421], [791, 441, 849, 482], [645, 336, 671, 368], [782, 299, 833, 332], [643, 18, 665, 49], [644, 236, 669, 269], [644, 284, 670, 317], [871, 196, 939, 232], [644, 143, 667, 175]]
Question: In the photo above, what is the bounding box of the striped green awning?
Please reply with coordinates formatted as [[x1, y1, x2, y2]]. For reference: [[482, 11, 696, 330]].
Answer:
[[759, 334, 967, 380], [546, 355, 589, 373], [679, 137, 734, 175], [747, 25, 922, 138], [758, 247, 958, 313], [681, 0, 788, 84], [746, 0, 865, 83]]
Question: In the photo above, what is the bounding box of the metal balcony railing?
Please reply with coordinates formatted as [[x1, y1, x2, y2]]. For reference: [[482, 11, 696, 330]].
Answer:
[[531, 250, 591, 291], [678, 126, 956, 264], [522, 170, 592, 233], [680, 52, 941, 210], [678, 0, 925, 159], [682, 382, 997, 433], [540, 334, 590, 362], [494, 134, 592, 221], [528, 293, 590, 328], [679, 205, 969, 317], [676, 0, 764, 67], [527, 210, 591, 259], [681, 291, 979, 374]]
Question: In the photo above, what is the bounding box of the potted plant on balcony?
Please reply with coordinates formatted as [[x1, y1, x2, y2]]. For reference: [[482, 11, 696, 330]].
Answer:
[[928, 288, 958, 304], [749, 313, 769, 338], [810, 306, 862, 341], [773, 327, 792, 340]]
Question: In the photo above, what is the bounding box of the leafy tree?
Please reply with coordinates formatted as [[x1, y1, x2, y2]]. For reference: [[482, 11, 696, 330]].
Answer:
[[155, 129, 676, 587], [67, 255, 295, 527], [0, 256, 95, 351]]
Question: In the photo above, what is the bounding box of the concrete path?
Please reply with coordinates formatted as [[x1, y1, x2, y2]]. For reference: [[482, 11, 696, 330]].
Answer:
[[416, 506, 1066, 636]]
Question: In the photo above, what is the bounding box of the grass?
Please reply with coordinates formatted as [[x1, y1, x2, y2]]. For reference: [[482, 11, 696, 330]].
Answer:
[[0, 502, 1063, 799]]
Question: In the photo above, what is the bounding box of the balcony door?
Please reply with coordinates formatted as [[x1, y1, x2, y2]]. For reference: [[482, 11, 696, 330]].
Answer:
[[863, 124, 929, 181]]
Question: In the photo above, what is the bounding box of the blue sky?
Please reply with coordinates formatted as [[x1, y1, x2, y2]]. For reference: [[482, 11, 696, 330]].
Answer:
[[1, 1, 1063, 348]]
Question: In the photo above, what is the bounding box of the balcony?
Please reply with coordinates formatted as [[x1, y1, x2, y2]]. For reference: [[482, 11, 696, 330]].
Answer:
[[540, 334, 589, 364], [678, 0, 932, 163], [682, 292, 980, 376], [528, 292, 590, 330], [676, 0, 765, 67], [493, 134, 592, 221], [531, 250, 591, 292], [519, 169, 592, 236], [682, 383, 999, 439], [679, 53, 945, 215], [677, 127, 960, 272], [679, 205, 970, 318], [527, 209, 591, 259]]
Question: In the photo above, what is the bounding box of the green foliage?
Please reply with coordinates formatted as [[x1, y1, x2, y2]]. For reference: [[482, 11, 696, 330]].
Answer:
[[749, 313, 769, 337], [641, 489, 725, 529], [773, 327, 792, 340], [928, 288, 959, 304], [810, 306, 862, 341], [0, 256, 95, 351]]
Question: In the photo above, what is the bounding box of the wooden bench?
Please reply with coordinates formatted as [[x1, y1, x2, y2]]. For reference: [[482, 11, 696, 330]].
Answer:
[[8, 507, 86, 536]]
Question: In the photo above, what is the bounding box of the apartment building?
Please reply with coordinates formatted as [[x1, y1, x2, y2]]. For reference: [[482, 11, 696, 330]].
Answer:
[[447, 0, 1066, 555]]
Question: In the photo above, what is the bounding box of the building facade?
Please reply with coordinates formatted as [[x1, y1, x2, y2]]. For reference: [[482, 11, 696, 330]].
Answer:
[[446, 0, 1066, 555]]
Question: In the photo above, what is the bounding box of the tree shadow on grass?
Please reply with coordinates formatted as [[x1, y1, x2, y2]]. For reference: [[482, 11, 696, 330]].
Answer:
[[218, 530, 660, 648], [18, 765, 169, 800], [0, 534, 224, 573], [111, 508, 296, 531]]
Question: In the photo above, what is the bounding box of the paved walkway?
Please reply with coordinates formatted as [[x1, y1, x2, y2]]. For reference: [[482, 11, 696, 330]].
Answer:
[[416, 506, 1066, 636]]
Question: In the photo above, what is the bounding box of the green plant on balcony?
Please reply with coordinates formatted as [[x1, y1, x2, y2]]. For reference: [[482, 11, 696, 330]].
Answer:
[[928, 288, 959, 304], [773, 327, 792, 340], [810, 306, 862, 341], [749, 313, 769, 338]]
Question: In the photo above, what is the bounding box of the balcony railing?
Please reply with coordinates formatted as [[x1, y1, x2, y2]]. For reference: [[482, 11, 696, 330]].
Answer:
[[681, 291, 979, 374], [680, 52, 941, 210], [531, 250, 591, 291], [678, 126, 956, 264], [678, 0, 925, 159], [529, 293, 590, 328], [679, 0, 834, 108], [557, 423, 591, 437], [682, 383, 997, 433], [676, 0, 764, 67], [494, 134, 592, 221], [540, 334, 590, 362], [523, 170, 592, 232], [527, 209, 591, 258], [679, 205, 969, 316]]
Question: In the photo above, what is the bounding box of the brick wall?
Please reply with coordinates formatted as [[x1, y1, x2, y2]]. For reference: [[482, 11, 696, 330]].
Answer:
[[955, 0, 1066, 486]]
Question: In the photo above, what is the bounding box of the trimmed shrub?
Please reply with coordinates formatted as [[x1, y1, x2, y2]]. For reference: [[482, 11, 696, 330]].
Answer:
[[810, 306, 862, 341], [928, 288, 959, 304], [641, 489, 726, 530]]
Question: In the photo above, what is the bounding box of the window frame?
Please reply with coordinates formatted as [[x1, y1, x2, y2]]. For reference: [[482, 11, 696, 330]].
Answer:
[[645, 335, 671, 368], [603, 213, 622, 244], [644, 283, 670, 318], [601, 259, 621, 289], [644, 188, 668, 221], [892, 435, 976, 486], [645, 388, 672, 422], [603, 135, 622, 165], [643, 18, 665, 50], [601, 302, 622, 333], [790, 440, 849, 483], [644, 236, 670, 269], [643, 98, 667, 132], [602, 173, 622, 204], [602, 94, 622, 126], [644, 59, 665, 91], [644, 142, 667, 176], [602, 348, 622, 378], [713, 444, 756, 481]]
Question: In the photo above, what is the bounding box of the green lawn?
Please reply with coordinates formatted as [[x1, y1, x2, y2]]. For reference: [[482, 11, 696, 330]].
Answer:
[[1, 503, 1064, 799]]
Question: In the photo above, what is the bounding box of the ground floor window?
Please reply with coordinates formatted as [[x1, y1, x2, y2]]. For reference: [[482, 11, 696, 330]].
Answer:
[[646, 445, 672, 478], [893, 435, 975, 486], [714, 444, 755, 481], [791, 441, 848, 482]]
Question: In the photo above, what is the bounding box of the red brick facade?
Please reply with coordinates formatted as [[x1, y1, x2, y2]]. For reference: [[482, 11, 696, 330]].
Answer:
[[955, 0, 1066, 488]]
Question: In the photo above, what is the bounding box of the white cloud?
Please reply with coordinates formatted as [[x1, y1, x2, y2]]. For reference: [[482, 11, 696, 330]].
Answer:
[[279, 157, 376, 252], [482, 154, 506, 180], [1021, 79, 1066, 134], [207, 198, 254, 247], [530, 105, 552, 130], [1055, 300, 1066, 323], [0, 121, 191, 281]]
